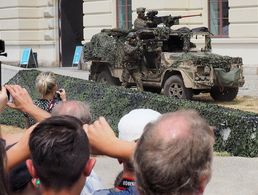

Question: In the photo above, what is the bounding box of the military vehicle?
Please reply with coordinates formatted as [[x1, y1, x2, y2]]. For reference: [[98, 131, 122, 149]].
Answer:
[[84, 11, 244, 101]]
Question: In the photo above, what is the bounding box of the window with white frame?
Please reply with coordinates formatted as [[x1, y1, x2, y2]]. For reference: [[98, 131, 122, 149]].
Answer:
[[209, 0, 229, 37]]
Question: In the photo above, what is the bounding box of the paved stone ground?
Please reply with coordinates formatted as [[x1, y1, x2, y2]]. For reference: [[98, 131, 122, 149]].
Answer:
[[238, 64, 258, 97], [206, 157, 258, 195], [1, 64, 89, 85]]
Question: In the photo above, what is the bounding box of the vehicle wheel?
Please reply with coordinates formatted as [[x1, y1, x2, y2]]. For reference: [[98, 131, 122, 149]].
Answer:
[[210, 87, 238, 101], [164, 75, 193, 99], [96, 70, 117, 85]]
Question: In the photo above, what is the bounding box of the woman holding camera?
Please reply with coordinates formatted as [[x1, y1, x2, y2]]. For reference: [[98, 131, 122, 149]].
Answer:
[[25, 71, 67, 127]]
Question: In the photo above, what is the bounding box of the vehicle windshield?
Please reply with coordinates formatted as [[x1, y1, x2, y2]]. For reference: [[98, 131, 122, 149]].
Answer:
[[162, 31, 211, 53], [190, 32, 212, 52]]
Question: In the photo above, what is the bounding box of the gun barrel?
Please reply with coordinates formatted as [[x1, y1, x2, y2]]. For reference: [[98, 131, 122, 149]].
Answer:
[[179, 13, 202, 19]]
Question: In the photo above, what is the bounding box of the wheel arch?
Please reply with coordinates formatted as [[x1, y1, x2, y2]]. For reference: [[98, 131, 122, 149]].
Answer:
[[90, 61, 113, 81], [91, 61, 112, 75], [162, 69, 193, 88]]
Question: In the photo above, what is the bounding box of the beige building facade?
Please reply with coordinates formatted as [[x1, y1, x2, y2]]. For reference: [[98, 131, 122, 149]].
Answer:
[[0, 0, 58, 66], [0, 0, 258, 93]]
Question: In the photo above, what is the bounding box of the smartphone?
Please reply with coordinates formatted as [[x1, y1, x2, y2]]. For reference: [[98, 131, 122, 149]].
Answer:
[[6, 89, 13, 102]]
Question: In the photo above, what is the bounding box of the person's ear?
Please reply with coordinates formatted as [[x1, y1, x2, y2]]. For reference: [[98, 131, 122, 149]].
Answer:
[[198, 173, 210, 194], [117, 159, 123, 164], [26, 159, 38, 178], [83, 158, 96, 177]]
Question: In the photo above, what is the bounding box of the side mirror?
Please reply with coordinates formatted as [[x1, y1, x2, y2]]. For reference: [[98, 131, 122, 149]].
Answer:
[[0, 40, 5, 53]]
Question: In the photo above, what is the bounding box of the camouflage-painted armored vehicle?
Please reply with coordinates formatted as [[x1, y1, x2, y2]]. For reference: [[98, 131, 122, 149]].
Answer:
[[84, 13, 245, 101]]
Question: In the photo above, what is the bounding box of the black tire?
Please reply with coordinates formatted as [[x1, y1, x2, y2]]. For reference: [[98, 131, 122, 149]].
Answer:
[[96, 70, 117, 85], [210, 87, 238, 101], [164, 75, 193, 99]]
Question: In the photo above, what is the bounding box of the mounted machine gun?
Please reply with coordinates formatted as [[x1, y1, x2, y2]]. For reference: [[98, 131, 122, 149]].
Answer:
[[146, 10, 202, 28]]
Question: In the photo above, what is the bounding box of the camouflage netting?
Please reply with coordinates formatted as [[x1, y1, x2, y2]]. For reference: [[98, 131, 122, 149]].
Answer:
[[171, 52, 242, 71], [0, 70, 257, 157], [214, 68, 241, 87], [84, 30, 127, 68], [153, 27, 171, 40]]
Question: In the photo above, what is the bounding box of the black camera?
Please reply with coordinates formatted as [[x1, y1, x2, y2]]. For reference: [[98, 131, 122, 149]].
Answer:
[[0, 39, 7, 57], [0, 40, 5, 53], [55, 89, 63, 100], [0, 40, 7, 91]]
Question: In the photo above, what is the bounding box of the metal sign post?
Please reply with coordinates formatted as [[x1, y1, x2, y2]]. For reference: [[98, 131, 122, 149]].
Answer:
[[20, 48, 38, 68], [72, 46, 84, 69]]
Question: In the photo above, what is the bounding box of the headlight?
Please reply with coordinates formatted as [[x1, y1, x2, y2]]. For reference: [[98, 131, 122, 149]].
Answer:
[[194, 65, 211, 81], [231, 64, 240, 69]]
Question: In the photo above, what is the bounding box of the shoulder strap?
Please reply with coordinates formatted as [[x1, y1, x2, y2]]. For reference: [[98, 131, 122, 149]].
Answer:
[[48, 99, 56, 112]]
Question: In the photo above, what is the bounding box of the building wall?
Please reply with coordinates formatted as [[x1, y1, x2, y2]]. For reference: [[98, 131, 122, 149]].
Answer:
[[213, 0, 258, 95], [0, 0, 58, 66], [83, 0, 116, 41], [212, 0, 258, 65], [229, 0, 258, 38]]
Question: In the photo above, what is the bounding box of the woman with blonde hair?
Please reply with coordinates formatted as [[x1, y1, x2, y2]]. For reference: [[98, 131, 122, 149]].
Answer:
[[25, 71, 66, 127]]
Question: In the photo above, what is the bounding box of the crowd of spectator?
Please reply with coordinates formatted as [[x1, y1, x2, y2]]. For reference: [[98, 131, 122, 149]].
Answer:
[[0, 71, 215, 195]]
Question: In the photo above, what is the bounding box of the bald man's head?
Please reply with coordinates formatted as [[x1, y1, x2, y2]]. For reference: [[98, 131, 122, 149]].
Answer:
[[52, 101, 92, 124], [134, 110, 214, 195]]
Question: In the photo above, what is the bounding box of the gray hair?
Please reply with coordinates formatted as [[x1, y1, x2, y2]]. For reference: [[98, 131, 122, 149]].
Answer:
[[134, 110, 214, 195], [52, 101, 92, 124]]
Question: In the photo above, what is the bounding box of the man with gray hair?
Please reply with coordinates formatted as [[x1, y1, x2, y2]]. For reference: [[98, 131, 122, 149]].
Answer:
[[134, 110, 215, 195], [52, 100, 92, 124], [86, 109, 214, 195]]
